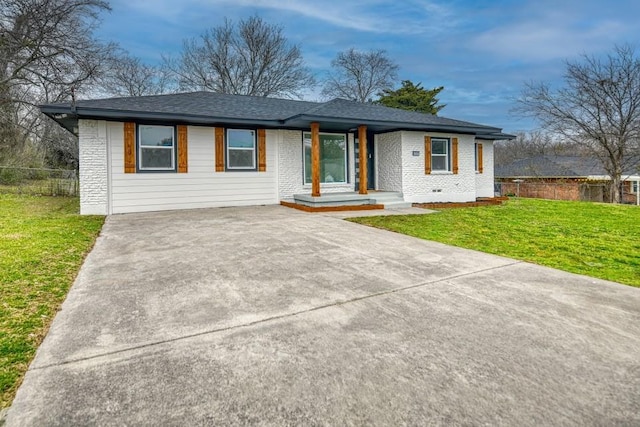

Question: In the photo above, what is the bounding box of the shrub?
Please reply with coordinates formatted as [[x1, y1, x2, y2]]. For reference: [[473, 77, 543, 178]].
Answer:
[[0, 168, 26, 185]]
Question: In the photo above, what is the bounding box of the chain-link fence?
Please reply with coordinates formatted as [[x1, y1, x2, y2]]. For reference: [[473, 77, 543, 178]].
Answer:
[[0, 166, 79, 196]]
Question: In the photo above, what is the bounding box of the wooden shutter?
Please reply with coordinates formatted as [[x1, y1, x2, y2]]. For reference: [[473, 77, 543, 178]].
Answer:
[[257, 128, 266, 172], [477, 143, 484, 174], [424, 135, 432, 174], [452, 137, 459, 174], [177, 125, 188, 173], [124, 122, 136, 173], [215, 127, 225, 172]]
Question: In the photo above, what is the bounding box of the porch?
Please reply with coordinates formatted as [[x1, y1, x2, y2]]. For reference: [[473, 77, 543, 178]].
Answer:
[[281, 191, 412, 212]]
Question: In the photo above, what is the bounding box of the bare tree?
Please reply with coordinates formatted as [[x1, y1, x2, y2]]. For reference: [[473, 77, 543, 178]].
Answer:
[[322, 48, 399, 102], [516, 45, 640, 203], [493, 131, 578, 167], [0, 0, 113, 166], [102, 50, 171, 97], [164, 16, 315, 98]]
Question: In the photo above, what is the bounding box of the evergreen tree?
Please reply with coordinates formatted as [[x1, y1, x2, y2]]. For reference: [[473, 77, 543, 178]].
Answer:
[[377, 80, 445, 115]]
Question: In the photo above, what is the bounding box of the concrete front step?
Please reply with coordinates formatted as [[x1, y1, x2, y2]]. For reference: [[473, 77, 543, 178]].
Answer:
[[371, 194, 406, 204], [382, 201, 413, 209], [291, 191, 409, 209], [369, 192, 403, 200], [369, 192, 410, 209]]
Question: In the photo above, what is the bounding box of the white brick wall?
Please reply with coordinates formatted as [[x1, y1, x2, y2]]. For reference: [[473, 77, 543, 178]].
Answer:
[[278, 129, 355, 200], [376, 132, 403, 192], [278, 129, 304, 200], [78, 119, 109, 215], [475, 140, 495, 197], [401, 131, 477, 203]]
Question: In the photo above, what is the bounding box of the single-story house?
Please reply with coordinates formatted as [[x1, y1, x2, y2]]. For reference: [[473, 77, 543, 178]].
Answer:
[[41, 91, 513, 215], [495, 155, 640, 204]]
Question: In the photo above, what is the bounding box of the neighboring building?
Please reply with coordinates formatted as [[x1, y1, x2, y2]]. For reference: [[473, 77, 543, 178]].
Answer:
[[495, 155, 640, 204], [41, 91, 513, 215]]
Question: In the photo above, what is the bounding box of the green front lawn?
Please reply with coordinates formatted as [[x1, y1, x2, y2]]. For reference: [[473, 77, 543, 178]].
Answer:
[[351, 198, 640, 287], [0, 195, 104, 408]]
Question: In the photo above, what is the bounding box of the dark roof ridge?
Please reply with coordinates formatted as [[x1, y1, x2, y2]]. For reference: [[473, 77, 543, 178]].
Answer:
[[46, 90, 321, 109]]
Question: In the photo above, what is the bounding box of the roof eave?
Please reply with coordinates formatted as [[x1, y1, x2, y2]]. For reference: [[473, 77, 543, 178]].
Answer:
[[285, 114, 502, 135], [40, 104, 285, 128], [40, 107, 80, 135], [476, 132, 517, 141]]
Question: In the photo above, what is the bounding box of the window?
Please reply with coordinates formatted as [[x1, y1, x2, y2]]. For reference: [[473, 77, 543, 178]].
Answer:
[[475, 143, 483, 173], [226, 129, 256, 170], [431, 138, 450, 172], [138, 125, 175, 171], [633, 181, 639, 193], [474, 143, 479, 171], [303, 132, 347, 184]]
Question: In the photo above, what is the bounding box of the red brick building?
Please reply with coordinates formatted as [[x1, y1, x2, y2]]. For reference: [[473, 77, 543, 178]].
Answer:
[[495, 156, 639, 204]]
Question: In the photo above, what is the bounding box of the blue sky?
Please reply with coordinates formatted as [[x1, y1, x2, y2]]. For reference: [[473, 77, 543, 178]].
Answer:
[[94, 0, 640, 134]]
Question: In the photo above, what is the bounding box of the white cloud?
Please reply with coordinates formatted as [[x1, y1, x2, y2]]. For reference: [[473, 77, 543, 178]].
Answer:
[[121, 0, 458, 35], [471, 20, 628, 62], [466, 0, 639, 62]]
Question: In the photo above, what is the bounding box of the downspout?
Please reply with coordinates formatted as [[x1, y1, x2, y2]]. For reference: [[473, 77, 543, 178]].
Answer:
[[637, 179, 639, 206]]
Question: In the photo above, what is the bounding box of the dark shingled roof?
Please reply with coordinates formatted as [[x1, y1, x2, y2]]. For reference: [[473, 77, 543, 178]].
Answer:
[[495, 155, 639, 178], [61, 91, 319, 121], [289, 98, 490, 129], [41, 91, 513, 139]]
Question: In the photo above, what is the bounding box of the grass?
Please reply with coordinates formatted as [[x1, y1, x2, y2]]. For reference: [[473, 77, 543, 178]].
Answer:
[[351, 198, 640, 287], [0, 195, 104, 409]]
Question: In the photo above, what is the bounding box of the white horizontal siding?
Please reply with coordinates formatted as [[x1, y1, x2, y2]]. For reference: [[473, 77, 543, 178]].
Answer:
[[111, 181, 276, 193], [108, 123, 278, 214]]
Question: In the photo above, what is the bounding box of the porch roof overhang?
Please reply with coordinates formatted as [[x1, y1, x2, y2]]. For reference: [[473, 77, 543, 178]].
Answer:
[[281, 114, 509, 138]]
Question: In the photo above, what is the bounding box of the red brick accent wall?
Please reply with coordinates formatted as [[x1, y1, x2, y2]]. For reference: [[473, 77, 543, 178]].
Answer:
[[499, 180, 582, 201]]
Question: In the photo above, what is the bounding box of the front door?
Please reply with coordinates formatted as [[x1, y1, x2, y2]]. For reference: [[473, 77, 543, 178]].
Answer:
[[355, 132, 375, 191]]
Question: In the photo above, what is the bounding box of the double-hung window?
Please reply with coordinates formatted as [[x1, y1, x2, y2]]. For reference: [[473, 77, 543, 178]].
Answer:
[[226, 129, 256, 170], [431, 138, 450, 172], [303, 132, 348, 184], [138, 125, 176, 171], [632, 181, 639, 194]]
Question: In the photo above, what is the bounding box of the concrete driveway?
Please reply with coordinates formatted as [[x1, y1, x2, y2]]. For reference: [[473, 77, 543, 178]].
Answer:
[[5, 206, 640, 426]]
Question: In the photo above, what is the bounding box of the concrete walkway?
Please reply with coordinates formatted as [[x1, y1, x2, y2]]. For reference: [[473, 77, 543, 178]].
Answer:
[[5, 205, 640, 426]]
